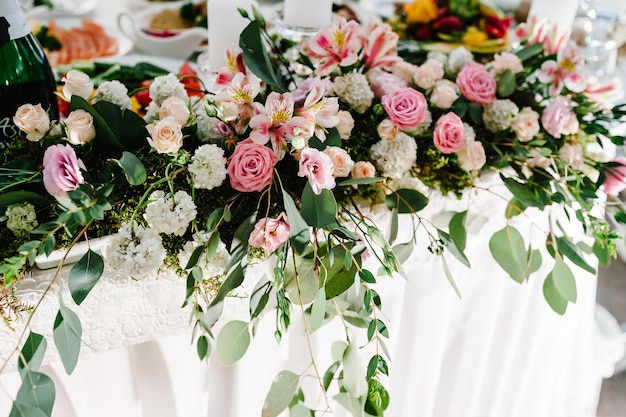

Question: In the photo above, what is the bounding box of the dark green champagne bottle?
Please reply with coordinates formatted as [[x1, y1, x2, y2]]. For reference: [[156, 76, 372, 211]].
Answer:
[[0, 0, 58, 146]]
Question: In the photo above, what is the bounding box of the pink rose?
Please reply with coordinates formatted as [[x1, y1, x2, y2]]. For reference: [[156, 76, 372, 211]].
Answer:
[[42, 144, 86, 199], [541, 96, 579, 138], [298, 147, 335, 194], [433, 112, 466, 154], [367, 69, 408, 98], [603, 157, 626, 196], [228, 139, 277, 192], [456, 62, 497, 105], [248, 212, 290, 253], [381, 87, 428, 130]]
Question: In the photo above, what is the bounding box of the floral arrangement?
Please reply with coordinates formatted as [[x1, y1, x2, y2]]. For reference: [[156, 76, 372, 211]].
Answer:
[[2, 6, 626, 416], [386, 0, 513, 53]]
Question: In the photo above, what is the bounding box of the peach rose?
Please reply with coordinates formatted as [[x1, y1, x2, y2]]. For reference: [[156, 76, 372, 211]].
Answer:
[[324, 146, 355, 177], [146, 116, 184, 154], [527, 148, 551, 169], [62, 70, 94, 100], [65, 109, 96, 145], [351, 161, 376, 179], [228, 139, 276, 192], [430, 80, 459, 109], [511, 107, 540, 142], [413, 59, 444, 90], [159, 97, 190, 125], [13, 103, 50, 142], [377, 119, 400, 140], [336, 110, 355, 140], [457, 140, 486, 172]]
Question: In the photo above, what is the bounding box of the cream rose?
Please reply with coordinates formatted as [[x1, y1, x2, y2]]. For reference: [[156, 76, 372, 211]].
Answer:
[[159, 97, 190, 125], [511, 107, 540, 142], [457, 141, 486, 172], [527, 148, 551, 169], [146, 116, 184, 154], [336, 110, 355, 140], [413, 59, 445, 90], [324, 146, 355, 177], [13, 103, 50, 142], [62, 70, 94, 100], [65, 110, 96, 145], [430, 80, 459, 109]]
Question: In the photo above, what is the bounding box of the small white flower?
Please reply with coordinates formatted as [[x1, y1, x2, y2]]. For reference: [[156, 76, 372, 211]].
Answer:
[[5, 202, 38, 237], [370, 132, 417, 178], [446, 47, 474, 76], [178, 230, 230, 279], [94, 80, 133, 110], [144, 190, 197, 236], [189, 144, 228, 190], [149, 73, 187, 107], [332, 72, 374, 114], [105, 221, 166, 278]]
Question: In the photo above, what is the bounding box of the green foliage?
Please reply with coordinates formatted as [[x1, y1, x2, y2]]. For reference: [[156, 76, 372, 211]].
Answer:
[[68, 249, 104, 305], [261, 370, 300, 417], [216, 320, 250, 366], [53, 300, 82, 375]]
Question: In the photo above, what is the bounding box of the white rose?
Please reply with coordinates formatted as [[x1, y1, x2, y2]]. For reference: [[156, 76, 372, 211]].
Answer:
[[324, 146, 355, 177], [219, 101, 240, 122], [511, 107, 540, 142], [559, 143, 585, 170], [490, 51, 524, 75], [391, 60, 419, 82], [527, 148, 551, 169], [430, 80, 459, 109], [146, 116, 183, 154], [351, 161, 376, 179], [457, 141, 486, 172], [13, 103, 50, 142], [377, 118, 399, 140], [159, 96, 190, 125], [336, 110, 354, 140], [65, 109, 96, 145], [413, 59, 444, 90], [62, 70, 94, 100]]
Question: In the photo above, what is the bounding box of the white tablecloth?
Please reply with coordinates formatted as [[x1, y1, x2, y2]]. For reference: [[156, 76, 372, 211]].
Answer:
[[0, 1, 621, 416]]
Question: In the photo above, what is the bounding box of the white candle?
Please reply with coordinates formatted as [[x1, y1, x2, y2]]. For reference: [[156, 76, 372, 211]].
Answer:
[[208, 0, 256, 70], [528, 0, 579, 37], [283, 0, 333, 29]]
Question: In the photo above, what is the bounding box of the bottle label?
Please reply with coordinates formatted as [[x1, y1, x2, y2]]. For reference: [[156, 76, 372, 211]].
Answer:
[[0, 11, 30, 48]]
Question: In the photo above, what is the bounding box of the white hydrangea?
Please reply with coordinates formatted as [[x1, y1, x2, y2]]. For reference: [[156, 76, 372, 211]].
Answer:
[[105, 221, 166, 278], [144, 190, 197, 236], [370, 132, 417, 178], [332, 72, 374, 114], [446, 47, 474, 76], [178, 230, 230, 279], [464, 122, 476, 143], [189, 144, 228, 189], [482, 99, 519, 132], [93, 80, 133, 110], [427, 51, 448, 65], [5, 202, 38, 237]]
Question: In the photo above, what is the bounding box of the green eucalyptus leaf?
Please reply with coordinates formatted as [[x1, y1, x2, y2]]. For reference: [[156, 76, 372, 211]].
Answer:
[[281, 189, 310, 255], [385, 189, 428, 214], [438, 229, 470, 268], [261, 370, 300, 417], [196, 335, 210, 360], [551, 259, 577, 303], [68, 249, 104, 305], [387, 208, 398, 245], [337, 177, 385, 186], [489, 226, 529, 283], [300, 184, 337, 228], [53, 303, 82, 375], [556, 237, 596, 274], [324, 246, 359, 299], [216, 320, 250, 366], [333, 393, 365, 417], [497, 69, 515, 97], [10, 371, 55, 417], [342, 343, 368, 397], [17, 332, 47, 376], [448, 211, 467, 252], [0, 191, 48, 212], [441, 255, 462, 299], [111, 152, 147, 185], [240, 21, 287, 92], [592, 240, 611, 267], [543, 273, 568, 315], [309, 287, 326, 332]]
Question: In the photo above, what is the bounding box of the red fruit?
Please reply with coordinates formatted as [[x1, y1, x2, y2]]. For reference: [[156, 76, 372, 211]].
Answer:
[[179, 61, 204, 97], [485, 14, 512, 39], [134, 80, 152, 108], [433, 15, 463, 33]]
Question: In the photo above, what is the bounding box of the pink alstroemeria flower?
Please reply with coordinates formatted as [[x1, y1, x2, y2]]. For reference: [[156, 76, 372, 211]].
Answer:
[[537, 43, 586, 95], [515, 16, 568, 55], [212, 50, 248, 92], [308, 17, 361, 76], [249, 92, 315, 158], [297, 84, 340, 142], [214, 72, 262, 134], [360, 19, 401, 71]]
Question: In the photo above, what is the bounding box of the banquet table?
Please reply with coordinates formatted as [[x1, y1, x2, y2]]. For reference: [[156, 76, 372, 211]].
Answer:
[[1, 1, 626, 417]]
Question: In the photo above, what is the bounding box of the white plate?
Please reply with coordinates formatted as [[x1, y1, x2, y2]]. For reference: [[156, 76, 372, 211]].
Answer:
[[30, 16, 133, 67], [25, 0, 99, 17]]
